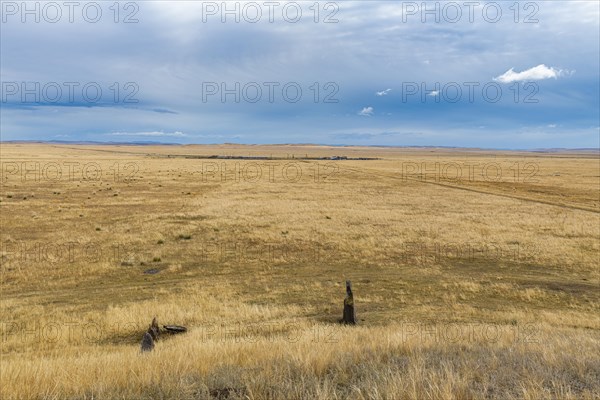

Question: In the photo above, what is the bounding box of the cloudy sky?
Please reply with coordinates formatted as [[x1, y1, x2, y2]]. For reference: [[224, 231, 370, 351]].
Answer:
[[1, 1, 599, 148]]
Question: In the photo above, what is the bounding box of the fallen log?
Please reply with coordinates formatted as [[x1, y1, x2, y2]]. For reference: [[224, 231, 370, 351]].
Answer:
[[163, 325, 187, 334]]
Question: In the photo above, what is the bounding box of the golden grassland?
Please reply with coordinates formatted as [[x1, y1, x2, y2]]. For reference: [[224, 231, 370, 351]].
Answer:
[[0, 143, 599, 399]]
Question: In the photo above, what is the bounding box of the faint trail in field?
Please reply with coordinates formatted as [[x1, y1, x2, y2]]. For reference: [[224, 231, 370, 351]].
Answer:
[[48, 145, 151, 156], [316, 163, 600, 214], [1, 274, 192, 303]]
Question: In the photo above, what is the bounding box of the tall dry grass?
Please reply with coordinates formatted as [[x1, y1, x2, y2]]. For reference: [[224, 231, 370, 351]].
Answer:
[[1, 144, 598, 399]]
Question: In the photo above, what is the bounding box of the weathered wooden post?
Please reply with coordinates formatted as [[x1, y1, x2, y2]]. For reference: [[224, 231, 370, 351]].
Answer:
[[141, 317, 159, 352], [342, 280, 356, 324], [140, 332, 154, 352], [149, 317, 160, 341]]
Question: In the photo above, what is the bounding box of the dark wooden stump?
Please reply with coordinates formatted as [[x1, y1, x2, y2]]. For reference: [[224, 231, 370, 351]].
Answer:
[[342, 280, 356, 324], [140, 332, 154, 352], [148, 317, 160, 341]]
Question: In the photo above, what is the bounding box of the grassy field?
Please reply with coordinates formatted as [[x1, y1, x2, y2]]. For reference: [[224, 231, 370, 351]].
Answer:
[[1, 143, 599, 399]]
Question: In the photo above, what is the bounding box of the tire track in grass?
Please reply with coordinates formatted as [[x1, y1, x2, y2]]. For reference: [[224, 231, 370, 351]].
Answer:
[[330, 163, 599, 214]]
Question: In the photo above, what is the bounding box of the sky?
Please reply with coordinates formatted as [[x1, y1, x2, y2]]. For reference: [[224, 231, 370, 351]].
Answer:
[[1, 0, 599, 148]]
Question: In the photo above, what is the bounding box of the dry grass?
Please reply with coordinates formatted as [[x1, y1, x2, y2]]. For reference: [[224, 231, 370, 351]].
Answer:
[[1, 143, 599, 399]]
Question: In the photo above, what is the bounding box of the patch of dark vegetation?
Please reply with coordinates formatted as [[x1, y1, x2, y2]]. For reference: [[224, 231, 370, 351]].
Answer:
[[520, 280, 599, 296], [208, 387, 246, 399], [161, 154, 380, 161]]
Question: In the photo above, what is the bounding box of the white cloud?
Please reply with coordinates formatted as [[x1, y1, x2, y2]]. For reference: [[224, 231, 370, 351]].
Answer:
[[428, 90, 439, 96], [493, 64, 572, 83], [109, 131, 187, 137], [547, 124, 557, 128], [376, 88, 392, 96], [358, 107, 374, 116]]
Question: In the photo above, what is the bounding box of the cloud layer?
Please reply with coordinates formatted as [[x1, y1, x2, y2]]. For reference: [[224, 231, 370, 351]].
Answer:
[[1, 1, 598, 148]]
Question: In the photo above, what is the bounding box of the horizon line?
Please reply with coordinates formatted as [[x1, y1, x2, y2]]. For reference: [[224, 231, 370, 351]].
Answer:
[[1, 139, 599, 153]]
